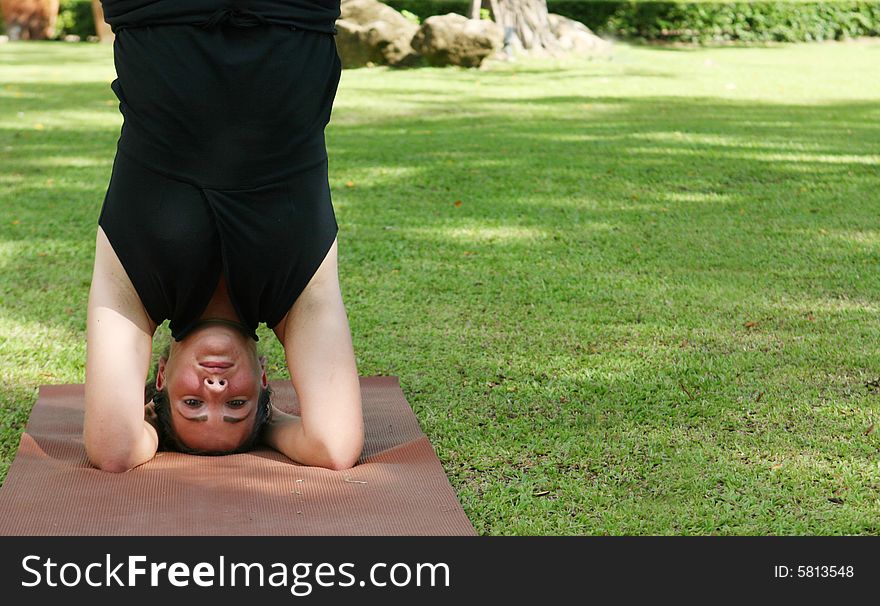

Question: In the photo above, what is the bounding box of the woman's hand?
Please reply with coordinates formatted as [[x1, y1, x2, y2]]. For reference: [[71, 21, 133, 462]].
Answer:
[[144, 400, 158, 429], [261, 405, 299, 453]]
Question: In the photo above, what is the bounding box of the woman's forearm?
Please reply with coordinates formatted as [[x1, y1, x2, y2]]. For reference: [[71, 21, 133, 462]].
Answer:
[[263, 408, 357, 470]]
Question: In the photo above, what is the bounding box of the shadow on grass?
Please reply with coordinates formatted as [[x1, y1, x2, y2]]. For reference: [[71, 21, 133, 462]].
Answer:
[[1, 77, 877, 342], [2, 69, 879, 531]]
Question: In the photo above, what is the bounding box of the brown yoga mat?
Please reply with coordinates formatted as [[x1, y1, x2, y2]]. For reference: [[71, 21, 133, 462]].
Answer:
[[0, 376, 476, 536]]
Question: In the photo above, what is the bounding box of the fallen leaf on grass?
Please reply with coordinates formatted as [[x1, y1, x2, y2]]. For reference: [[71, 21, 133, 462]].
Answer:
[[678, 382, 694, 400], [865, 423, 875, 436], [828, 497, 844, 505]]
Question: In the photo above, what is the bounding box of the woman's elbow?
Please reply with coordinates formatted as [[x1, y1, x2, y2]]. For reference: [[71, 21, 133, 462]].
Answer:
[[324, 450, 361, 471], [316, 432, 363, 471], [86, 448, 136, 473], [84, 430, 149, 473]]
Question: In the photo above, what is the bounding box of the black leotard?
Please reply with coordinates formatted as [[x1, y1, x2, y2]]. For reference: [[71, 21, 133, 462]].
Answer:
[[100, 0, 341, 35], [97, 2, 342, 342]]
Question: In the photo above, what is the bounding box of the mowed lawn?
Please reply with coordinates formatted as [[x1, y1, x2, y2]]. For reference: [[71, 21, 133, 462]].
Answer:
[[1, 37, 879, 535]]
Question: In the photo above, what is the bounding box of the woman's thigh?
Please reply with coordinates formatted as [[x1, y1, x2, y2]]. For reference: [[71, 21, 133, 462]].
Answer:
[[272, 237, 363, 447]]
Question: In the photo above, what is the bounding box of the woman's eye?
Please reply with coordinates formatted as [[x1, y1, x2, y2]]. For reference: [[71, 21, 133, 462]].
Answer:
[[183, 399, 202, 408], [227, 400, 247, 409]]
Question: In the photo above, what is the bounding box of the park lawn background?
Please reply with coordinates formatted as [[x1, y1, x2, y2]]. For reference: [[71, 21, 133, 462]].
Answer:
[[1, 38, 879, 534]]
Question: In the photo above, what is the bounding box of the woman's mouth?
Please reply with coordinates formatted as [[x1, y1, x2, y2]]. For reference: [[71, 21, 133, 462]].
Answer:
[[199, 361, 233, 369]]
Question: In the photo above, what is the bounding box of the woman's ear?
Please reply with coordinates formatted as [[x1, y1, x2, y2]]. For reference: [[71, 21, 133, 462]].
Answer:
[[156, 356, 167, 391], [259, 355, 268, 389]]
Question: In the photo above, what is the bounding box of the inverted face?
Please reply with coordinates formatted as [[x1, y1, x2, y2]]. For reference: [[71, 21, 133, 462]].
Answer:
[[156, 321, 268, 453]]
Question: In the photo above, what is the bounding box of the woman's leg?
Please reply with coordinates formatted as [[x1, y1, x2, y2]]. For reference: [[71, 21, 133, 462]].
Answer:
[[268, 237, 364, 469]]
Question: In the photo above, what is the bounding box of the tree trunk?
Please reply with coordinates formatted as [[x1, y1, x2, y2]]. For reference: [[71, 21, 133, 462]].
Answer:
[[487, 0, 561, 53], [469, 0, 483, 20]]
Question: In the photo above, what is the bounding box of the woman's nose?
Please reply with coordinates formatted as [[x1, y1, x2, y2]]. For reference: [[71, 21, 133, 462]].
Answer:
[[203, 376, 228, 392]]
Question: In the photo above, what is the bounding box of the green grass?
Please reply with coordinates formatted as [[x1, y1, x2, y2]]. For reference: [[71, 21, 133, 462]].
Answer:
[[2, 38, 880, 534]]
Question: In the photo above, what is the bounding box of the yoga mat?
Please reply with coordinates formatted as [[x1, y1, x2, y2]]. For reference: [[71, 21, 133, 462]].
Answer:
[[0, 376, 475, 536]]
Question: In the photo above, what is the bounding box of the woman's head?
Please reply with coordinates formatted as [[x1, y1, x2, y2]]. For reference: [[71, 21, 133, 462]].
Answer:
[[146, 320, 273, 454]]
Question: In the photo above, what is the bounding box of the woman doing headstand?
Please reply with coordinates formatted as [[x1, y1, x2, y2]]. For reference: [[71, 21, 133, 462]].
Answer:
[[85, 1, 363, 472]]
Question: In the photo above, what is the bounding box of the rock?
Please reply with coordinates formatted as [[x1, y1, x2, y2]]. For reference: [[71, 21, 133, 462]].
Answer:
[[336, 0, 419, 67], [335, 19, 374, 67], [547, 13, 612, 54], [0, 0, 59, 40], [411, 13, 503, 68], [341, 0, 415, 29]]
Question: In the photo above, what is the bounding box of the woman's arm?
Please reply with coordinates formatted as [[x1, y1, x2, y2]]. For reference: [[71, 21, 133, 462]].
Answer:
[[269, 239, 363, 470], [83, 228, 158, 472], [261, 406, 346, 470]]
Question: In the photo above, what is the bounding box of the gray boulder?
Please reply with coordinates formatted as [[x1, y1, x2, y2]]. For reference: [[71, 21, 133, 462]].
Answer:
[[336, 0, 420, 67], [411, 13, 504, 68], [547, 13, 612, 54]]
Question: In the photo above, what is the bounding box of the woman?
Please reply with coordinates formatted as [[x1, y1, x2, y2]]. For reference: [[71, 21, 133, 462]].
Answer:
[[84, 1, 364, 472]]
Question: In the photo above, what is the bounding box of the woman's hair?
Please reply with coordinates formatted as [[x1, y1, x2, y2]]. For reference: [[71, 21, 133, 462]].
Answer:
[[144, 341, 273, 454]]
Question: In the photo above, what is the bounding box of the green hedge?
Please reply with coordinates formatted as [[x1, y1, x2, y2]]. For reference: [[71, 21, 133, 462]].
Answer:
[[2, 0, 878, 43], [387, 0, 880, 43], [604, 1, 880, 42], [55, 0, 96, 39]]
